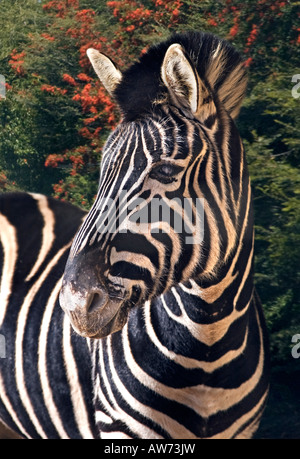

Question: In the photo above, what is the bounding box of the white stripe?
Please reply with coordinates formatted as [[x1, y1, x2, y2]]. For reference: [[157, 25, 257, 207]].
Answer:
[[0, 214, 18, 327], [38, 277, 69, 438], [96, 339, 162, 439], [26, 193, 55, 281], [208, 390, 268, 439], [95, 410, 113, 424], [106, 333, 196, 439], [101, 431, 133, 439], [62, 314, 95, 439], [0, 373, 29, 438], [71, 129, 132, 255], [233, 242, 254, 308], [15, 243, 71, 438], [144, 296, 249, 372]]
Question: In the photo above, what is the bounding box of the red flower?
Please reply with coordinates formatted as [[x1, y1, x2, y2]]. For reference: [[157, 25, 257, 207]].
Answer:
[[41, 84, 67, 95], [41, 33, 55, 41], [230, 24, 239, 37], [244, 57, 253, 67], [41, 84, 55, 93], [229, 16, 239, 38], [63, 73, 77, 86], [126, 25, 135, 32], [77, 73, 92, 82], [75, 9, 96, 24], [246, 24, 259, 47], [9, 50, 26, 75], [208, 18, 218, 27], [45, 154, 65, 168]]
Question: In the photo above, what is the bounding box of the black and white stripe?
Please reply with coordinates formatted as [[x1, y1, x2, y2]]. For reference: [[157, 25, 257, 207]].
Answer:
[[0, 31, 269, 439], [61, 32, 270, 438], [0, 193, 96, 438]]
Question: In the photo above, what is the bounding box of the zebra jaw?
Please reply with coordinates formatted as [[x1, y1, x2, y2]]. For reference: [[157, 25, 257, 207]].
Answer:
[[59, 281, 130, 339]]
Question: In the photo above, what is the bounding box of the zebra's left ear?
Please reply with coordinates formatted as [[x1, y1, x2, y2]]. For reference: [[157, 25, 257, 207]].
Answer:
[[87, 48, 122, 96], [161, 43, 200, 115]]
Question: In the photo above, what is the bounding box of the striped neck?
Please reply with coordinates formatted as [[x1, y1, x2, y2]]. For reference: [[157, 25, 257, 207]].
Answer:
[[139, 175, 255, 355]]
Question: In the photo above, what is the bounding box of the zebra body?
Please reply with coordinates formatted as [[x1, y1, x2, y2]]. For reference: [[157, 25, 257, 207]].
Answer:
[[0, 193, 96, 438], [0, 31, 269, 439]]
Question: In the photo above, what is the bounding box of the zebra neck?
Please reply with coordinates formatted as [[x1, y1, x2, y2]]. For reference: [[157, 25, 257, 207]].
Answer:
[[91, 241, 258, 400], [146, 233, 255, 354]]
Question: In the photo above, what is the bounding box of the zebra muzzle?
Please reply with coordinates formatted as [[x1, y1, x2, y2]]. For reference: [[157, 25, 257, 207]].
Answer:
[[59, 281, 127, 339]]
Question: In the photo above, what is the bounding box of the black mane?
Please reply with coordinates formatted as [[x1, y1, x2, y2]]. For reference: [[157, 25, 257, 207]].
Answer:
[[114, 31, 246, 121]]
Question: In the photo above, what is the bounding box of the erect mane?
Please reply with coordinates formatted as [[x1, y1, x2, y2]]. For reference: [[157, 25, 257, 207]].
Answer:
[[113, 31, 247, 121]]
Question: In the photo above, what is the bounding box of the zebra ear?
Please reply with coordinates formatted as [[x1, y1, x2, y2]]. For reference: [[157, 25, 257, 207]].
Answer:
[[161, 43, 199, 115], [86, 48, 122, 96]]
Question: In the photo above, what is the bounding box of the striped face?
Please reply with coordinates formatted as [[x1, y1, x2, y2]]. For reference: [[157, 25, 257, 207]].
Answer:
[[60, 37, 247, 339]]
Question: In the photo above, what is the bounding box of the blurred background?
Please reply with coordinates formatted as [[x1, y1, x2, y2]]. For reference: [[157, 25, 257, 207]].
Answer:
[[0, 0, 299, 438]]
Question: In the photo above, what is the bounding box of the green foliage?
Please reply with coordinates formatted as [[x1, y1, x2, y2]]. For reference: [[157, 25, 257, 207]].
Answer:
[[246, 134, 300, 368]]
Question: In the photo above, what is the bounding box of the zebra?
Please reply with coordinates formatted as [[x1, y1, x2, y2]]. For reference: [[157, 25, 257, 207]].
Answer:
[[0, 31, 269, 439], [60, 31, 270, 439]]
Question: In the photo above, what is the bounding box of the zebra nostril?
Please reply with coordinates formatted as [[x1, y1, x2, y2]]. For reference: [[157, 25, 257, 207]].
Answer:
[[87, 291, 107, 314]]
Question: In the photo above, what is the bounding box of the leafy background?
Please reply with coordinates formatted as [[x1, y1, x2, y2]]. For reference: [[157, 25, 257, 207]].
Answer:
[[0, 0, 299, 438]]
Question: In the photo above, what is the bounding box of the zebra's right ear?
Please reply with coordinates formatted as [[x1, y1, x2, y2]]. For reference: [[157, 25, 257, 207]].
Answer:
[[161, 43, 199, 115], [86, 49, 122, 96]]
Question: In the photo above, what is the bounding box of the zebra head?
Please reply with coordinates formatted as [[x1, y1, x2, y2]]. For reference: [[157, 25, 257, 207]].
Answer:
[[60, 32, 248, 339]]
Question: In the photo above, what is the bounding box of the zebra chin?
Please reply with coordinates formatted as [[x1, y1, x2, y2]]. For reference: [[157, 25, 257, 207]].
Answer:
[[59, 285, 130, 339]]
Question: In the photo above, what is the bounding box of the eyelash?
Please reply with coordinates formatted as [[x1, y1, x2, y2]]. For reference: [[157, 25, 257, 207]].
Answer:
[[149, 163, 182, 184]]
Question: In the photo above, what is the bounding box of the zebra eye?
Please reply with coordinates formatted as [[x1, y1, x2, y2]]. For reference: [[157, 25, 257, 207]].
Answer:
[[149, 163, 182, 184]]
